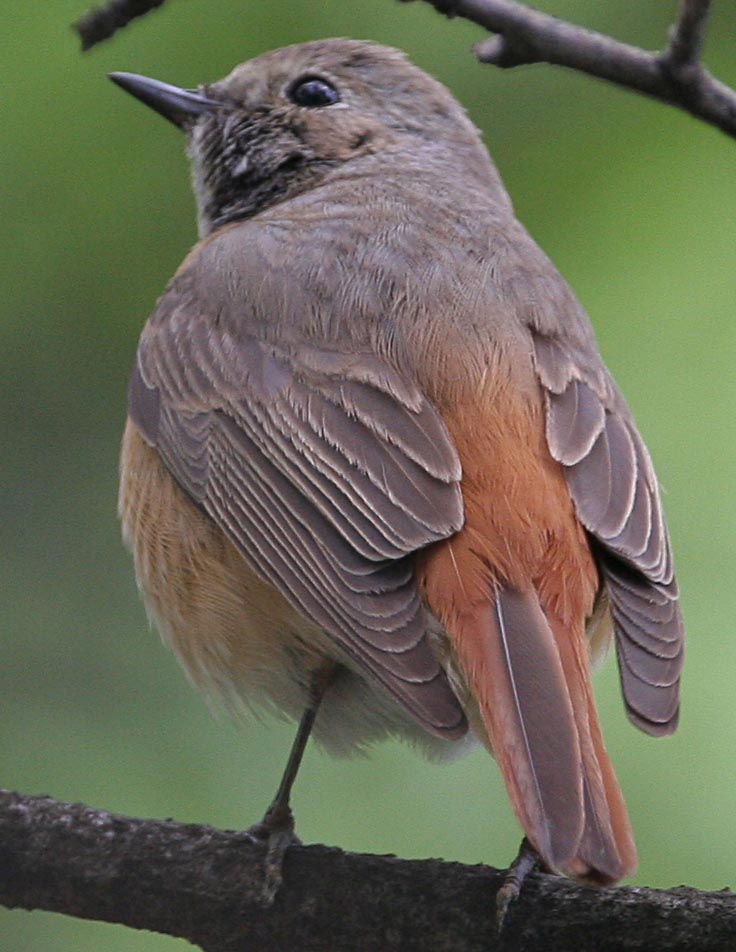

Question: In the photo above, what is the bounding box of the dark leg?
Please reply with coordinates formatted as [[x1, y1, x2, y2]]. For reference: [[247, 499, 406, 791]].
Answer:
[[247, 663, 335, 903], [495, 837, 542, 932]]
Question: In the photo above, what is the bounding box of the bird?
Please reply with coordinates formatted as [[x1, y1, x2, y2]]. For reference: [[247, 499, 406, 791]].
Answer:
[[112, 38, 684, 906]]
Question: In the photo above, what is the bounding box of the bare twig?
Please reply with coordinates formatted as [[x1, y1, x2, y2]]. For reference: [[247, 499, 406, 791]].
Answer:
[[402, 0, 736, 139], [2, 789, 736, 952], [666, 0, 713, 69], [75, 0, 165, 50]]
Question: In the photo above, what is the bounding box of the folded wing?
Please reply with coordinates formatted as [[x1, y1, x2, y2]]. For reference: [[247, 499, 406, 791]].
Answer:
[[129, 280, 467, 739], [533, 332, 684, 736]]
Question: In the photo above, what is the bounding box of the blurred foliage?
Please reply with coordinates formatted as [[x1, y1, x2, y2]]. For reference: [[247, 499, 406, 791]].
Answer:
[[2, 1, 735, 949]]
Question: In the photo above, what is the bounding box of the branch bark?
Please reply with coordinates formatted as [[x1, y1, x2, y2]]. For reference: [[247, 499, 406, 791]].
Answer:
[[408, 0, 736, 139], [2, 789, 736, 952]]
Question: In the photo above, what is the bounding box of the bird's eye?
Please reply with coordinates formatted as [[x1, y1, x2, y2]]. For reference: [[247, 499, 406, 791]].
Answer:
[[289, 76, 340, 108]]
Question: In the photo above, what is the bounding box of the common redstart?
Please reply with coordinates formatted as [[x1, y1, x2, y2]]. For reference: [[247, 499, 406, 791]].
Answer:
[[112, 39, 684, 904]]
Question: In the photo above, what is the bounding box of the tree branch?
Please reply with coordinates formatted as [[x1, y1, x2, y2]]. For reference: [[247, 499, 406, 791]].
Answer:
[[405, 0, 736, 139], [666, 0, 713, 70], [2, 789, 736, 952]]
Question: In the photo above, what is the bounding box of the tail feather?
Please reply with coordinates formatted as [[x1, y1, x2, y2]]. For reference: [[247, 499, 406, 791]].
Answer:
[[454, 585, 637, 882], [551, 612, 638, 881], [456, 588, 584, 870]]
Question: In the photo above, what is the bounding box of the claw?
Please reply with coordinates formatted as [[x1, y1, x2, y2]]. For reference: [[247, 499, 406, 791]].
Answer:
[[246, 808, 301, 905], [495, 838, 540, 932]]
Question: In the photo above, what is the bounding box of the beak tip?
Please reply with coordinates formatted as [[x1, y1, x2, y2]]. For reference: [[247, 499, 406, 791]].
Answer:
[[107, 70, 220, 129], [108, 71, 136, 89]]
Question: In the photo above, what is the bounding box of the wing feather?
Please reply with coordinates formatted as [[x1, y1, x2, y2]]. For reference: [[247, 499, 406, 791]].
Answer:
[[533, 332, 684, 736], [547, 379, 605, 466]]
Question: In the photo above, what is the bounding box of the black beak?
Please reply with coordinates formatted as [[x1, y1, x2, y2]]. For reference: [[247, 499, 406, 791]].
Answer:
[[109, 72, 224, 129]]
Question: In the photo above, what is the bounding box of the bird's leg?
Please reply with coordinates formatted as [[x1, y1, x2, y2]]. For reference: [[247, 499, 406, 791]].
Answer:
[[495, 837, 542, 931], [247, 662, 336, 903]]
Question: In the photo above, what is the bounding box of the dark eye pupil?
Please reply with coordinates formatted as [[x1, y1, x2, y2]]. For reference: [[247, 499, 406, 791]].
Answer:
[[290, 77, 340, 108]]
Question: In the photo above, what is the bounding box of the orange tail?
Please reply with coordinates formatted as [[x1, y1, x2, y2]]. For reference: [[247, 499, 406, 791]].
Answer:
[[452, 586, 637, 882]]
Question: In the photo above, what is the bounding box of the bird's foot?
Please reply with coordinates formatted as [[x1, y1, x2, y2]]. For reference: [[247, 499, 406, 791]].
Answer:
[[495, 837, 541, 933], [246, 805, 301, 905]]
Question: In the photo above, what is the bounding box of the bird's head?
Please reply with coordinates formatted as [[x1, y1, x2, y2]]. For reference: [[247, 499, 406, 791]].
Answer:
[[111, 39, 488, 235]]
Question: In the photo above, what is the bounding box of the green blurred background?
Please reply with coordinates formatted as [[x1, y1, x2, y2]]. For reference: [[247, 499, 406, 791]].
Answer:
[[2, 1, 735, 948]]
